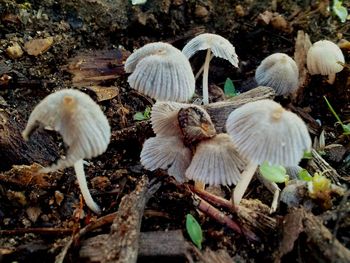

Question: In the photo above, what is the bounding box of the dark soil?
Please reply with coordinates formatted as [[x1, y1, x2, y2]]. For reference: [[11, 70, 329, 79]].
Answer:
[[0, 0, 349, 262]]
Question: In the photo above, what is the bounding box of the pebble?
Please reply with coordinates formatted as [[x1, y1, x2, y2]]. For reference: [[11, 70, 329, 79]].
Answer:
[[6, 42, 23, 59], [24, 36, 54, 56]]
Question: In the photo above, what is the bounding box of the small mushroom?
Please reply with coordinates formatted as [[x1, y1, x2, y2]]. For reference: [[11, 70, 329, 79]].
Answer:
[[307, 40, 345, 84], [124, 42, 195, 102], [185, 133, 246, 186], [23, 89, 111, 214], [255, 53, 299, 96], [226, 99, 311, 205], [182, 33, 239, 104]]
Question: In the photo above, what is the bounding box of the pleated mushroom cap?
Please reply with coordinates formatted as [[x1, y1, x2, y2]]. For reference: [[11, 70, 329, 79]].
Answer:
[[185, 134, 246, 186], [226, 99, 311, 166], [182, 33, 239, 67], [255, 53, 299, 96], [307, 40, 344, 75], [22, 89, 111, 172], [140, 136, 192, 182], [124, 42, 195, 102]]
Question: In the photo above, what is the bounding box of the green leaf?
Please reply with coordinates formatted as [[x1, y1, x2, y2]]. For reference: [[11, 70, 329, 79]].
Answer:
[[143, 106, 151, 119], [298, 169, 313, 182], [259, 161, 288, 183], [133, 112, 146, 121], [303, 151, 313, 159], [186, 214, 203, 249], [342, 124, 350, 135], [224, 78, 237, 97], [333, 0, 348, 23]]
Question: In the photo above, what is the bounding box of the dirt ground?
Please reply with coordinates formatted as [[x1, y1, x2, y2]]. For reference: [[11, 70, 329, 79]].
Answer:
[[0, 0, 349, 262]]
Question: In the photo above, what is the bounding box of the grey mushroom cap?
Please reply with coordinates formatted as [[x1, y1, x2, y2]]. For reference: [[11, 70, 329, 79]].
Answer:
[[125, 42, 195, 102], [307, 40, 345, 76], [255, 53, 299, 96], [182, 33, 239, 67], [22, 89, 111, 172], [140, 135, 192, 182], [185, 133, 246, 186], [226, 99, 311, 166]]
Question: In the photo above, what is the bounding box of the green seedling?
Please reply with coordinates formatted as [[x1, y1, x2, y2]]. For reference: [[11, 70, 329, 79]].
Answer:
[[259, 161, 289, 183], [298, 168, 313, 181], [332, 0, 348, 23], [186, 214, 203, 249], [224, 77, 238, 97], [324, 96, 350, 135], [133, 106, 151, 121], [302, 150, 313, 159]]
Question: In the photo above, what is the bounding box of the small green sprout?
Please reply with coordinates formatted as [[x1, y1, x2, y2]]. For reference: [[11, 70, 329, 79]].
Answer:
[[324, 96, 350, 135], [259, 161, 289, 183], [298, 168, 313, 181], [302, 150, 313, 159], [133, 106, 151, 121], [332, 0, 348, 23], [186, 214, 203, 249], [224, 77, 238, 97]]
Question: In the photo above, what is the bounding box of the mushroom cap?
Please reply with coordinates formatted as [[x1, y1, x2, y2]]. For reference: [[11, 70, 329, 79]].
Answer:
[[255, 53, 299, 96], [22, 89, 111, 172], [185, 134, 246, 186], [140, 135, 192, 182], [182, 33, 239, 67], [124, 42, 195, 102], [307, 40, 344, 75], [151, 101, 188, 136], [226, 99, 311, 166]]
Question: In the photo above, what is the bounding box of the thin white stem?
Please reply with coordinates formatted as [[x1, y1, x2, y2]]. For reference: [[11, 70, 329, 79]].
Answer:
[[232, 162, 258, 206], [270, 188, 280, 214], [202, 49, 211, 105], [195, 53, 214, 80], [74, 159, 101, 214]]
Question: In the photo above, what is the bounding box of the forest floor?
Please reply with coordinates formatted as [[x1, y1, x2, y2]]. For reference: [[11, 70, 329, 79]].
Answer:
[[0, 0, 349, 262]]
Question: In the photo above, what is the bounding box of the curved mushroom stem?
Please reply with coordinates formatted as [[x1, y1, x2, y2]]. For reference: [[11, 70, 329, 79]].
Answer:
[[202, 49, 212, 105], [74, 159, 101, 214], [327, 73, 336, 84], [232, 161, 258, 206], [195, 53, 214, 80]]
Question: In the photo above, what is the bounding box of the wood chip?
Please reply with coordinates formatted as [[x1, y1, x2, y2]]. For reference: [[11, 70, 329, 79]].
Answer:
[[86, 86, 119, 102], [24, 37, 54, 56]]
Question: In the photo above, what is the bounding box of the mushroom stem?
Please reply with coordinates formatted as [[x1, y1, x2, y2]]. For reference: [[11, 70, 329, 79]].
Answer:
[[202, 49, 212, 105], [195, 53, 214, 80], [327, 73, 336, 84], [232, 161, 258, 206], [74, 159, 101, 214]]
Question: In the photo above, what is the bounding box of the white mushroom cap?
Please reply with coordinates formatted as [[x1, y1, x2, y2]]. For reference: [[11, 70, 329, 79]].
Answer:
[[226, 99, 311, 166], [255, 53, 299, 96], [22, 89, 111, 172], [140, 136, 192, 182], [185, 134, 246, 186], [151, 101, 188, 136], [124, 42, 195, 102], [182, 33, 239, 67], [307, 40, 345, 75]]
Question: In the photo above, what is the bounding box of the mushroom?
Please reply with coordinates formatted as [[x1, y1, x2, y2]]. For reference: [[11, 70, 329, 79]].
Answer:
[[226, 99, 311, 205], [22, 89, 111, 214], [182, 33, 239, 105], [185, 133, 246, 186], [124, 42, 195, 102], [255, 53, 299, 96], [307, 40, 345, 84]]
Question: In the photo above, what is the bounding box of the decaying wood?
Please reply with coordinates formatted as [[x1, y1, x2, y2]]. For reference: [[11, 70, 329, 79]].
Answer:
[[205, 86, 275, 132], [194, 248, 233, 263], [0, 110, 59, 171], [274, 207, 350, 263], [309, 149, 341, 183], [101, 176, 160, 263]]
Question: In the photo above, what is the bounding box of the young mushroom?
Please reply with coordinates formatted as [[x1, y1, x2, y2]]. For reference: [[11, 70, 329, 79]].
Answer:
[[226, 99, 311, 206], [307, 40, 345, 84], [182, 33, 239, 105], [124, 42, 195, 102], [255, 53, 299, 96], [22, 89, 111, 214]]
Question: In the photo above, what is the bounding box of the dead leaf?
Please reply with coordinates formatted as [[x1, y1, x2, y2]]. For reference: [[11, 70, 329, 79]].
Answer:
[[24, 37, 54, 56], [86, 86, 119, 102]]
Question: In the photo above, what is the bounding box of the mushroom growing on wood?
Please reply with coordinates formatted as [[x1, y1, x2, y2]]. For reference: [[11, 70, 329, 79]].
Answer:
[[307, 40, 345, 84], [124, 42, 195, 102], [182, 33, 239, 105], [255, 53, 299, 96], [23, 89, 111, 214], [226, 99, 311, 205]]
